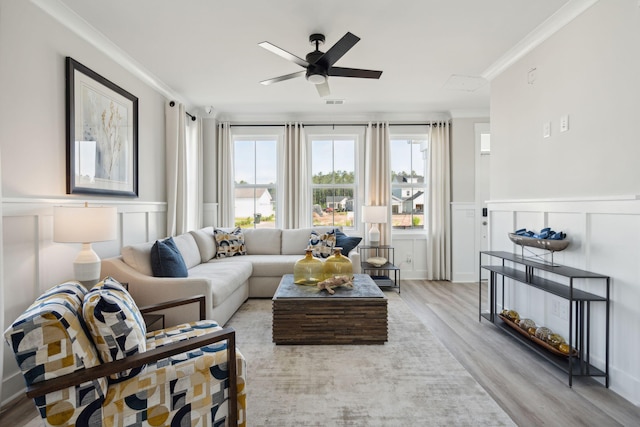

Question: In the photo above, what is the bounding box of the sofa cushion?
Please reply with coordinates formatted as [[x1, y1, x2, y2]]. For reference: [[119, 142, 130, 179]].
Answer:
[[214, 227, 247, 258], [151, 237, 188, 277], [83, 277, 147, 382], [309, 229, 337, 258], [219, 254, 301, 277], [242, 228, 282, 255], [121, 241, 154, 276], [190, 261, 253, 306], [335, 228, 362, 255], [190, 227, 216, 262], [172, 233, 203, 269]]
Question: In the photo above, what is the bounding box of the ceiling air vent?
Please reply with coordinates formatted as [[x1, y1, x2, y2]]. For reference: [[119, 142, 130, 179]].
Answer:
[[325, 99, 345, 105]]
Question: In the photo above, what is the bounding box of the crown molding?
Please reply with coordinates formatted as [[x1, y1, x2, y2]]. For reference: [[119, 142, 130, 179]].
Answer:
[[481, 0, 599, 81], [30, 0, 186, 104]]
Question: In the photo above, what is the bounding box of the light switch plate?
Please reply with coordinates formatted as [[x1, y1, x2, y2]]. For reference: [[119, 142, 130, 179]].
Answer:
[[560, 115, 569, 132], [543, 122, 551, 138]]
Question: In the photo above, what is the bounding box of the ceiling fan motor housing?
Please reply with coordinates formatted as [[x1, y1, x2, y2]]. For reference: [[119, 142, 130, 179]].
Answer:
[[305, 49, 328, 83]]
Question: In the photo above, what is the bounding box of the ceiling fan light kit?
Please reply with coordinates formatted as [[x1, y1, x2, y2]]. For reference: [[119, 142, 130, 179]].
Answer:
[[259, 32, 382, 97]]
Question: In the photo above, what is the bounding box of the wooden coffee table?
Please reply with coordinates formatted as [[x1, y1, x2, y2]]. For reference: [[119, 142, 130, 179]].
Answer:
[[272, 274, 388, 344]]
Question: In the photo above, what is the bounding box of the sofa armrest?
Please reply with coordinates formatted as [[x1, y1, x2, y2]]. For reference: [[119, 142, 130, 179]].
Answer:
[[26, 326, 238, 425], [101, 257, 214, 324], [348, 250, 361, 274], [139, 295, 206, 321]]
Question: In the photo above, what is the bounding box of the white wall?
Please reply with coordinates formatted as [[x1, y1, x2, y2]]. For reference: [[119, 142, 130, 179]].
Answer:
[[489, 0, 640, 405], [0, 0, 168, 405]]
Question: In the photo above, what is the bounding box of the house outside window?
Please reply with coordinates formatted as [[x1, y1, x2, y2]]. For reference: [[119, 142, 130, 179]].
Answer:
[[234, 138, 277, 228], [390, 138, 427, 229], [310, 137, 357, 228]]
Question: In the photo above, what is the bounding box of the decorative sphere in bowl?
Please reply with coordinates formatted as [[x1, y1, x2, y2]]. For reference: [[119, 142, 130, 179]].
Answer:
[[535, 326, 552, 341], [519, 318, 536, 331]]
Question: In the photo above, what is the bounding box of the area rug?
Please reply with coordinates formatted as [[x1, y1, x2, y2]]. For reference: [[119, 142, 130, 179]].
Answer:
[[226, 292, 515, 426]]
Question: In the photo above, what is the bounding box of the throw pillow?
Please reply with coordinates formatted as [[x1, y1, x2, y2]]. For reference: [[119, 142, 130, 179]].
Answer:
[[214, 227, 247, 258], [334, 228, 362, 255], [150, 237, 188, 277], [83, 278, 147, 382], [309, 229, 337, 258]]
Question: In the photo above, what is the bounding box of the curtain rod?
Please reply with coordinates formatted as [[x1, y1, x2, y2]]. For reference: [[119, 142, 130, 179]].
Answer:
[[227, 122, 448, 128], [169, 101, 196, 121]]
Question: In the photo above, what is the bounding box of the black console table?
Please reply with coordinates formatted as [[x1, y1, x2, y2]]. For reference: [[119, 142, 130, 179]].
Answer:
[[479, 251, 609, 387]]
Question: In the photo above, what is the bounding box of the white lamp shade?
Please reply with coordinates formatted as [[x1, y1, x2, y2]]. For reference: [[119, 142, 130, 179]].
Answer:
[[54, 205, 117, 243], [361, 206, 388, 224]]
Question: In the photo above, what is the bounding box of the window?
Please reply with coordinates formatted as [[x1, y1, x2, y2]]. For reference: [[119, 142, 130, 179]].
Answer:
[[233, 138, 277, 228], [390, 138, 427, 229], [310, 137, 356, 228]]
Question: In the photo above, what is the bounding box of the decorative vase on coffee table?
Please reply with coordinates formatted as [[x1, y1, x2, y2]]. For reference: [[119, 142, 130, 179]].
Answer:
[[323, 247, 353, 280], [293, 248, 324, 285]]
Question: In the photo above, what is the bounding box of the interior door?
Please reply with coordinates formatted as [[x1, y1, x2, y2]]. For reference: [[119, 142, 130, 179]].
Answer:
[[475, 123, 490, 280]]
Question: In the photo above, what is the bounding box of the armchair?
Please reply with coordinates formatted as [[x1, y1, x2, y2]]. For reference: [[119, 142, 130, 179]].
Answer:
[[4, 278, 246, 427]]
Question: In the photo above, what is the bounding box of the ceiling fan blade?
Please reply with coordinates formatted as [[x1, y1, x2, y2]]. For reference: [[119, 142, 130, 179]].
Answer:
[[328, 67, 382, 79], [260, 71, 305, 85], [317, 32, 360, 67], [315, 81, 330, 97], [258, 41, 309, 68]]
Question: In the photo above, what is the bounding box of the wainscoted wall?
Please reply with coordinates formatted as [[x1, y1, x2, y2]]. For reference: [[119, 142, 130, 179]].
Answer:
[[1, 198, 167, 405], [451, 202, 477, 282], [391, 234, 427, 280], [487, 196, 640, 405]]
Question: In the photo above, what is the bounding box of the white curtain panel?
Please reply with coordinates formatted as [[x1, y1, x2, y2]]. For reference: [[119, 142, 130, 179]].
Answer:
[[185, 117, 203, 231], [216, 122, 235, 227], [0, 148, 3, 402], [426, 121, 452, 280], [282, 122, 310, 229], [165, 101, 188, 236], [364, 122, 391, 246]]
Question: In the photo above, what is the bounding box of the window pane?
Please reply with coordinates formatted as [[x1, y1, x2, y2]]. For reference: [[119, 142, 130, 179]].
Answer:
[[234, 138, 278, 228], [234, 140, 255, 184], [255, 140, 277, 184], [312, 140, 333, 182], [391, 138, 427, 230], [312, 188, 354, 227]]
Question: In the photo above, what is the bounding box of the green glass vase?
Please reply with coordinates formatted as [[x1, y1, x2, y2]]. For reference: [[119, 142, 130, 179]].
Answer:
[[293, 249, 324, 285]]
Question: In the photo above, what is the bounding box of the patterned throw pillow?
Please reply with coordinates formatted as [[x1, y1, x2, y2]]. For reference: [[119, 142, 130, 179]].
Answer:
[[83, 277, 147, 382], [309, 229, 337, 258], [150, 236, 188, 277], [214, 227, 247, 258]]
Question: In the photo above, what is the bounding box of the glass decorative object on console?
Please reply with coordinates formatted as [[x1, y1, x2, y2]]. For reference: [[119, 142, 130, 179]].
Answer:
[[323, 247, 353, 280], [293, 249, 324, 285]]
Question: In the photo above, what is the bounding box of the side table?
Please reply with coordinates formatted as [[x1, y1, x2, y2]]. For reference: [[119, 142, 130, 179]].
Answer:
[[359, 245, 401, 293]]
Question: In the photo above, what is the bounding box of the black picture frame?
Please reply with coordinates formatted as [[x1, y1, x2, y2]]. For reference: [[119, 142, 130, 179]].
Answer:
[[66, 57, 138, 197]]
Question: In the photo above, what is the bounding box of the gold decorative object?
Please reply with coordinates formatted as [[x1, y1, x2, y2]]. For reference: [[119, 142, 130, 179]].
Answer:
[[323, 247, 353, 280], [293, 248, 325, 285]]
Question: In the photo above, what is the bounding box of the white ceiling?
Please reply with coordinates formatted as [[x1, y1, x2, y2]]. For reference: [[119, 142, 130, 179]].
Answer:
[[44, 0, 590, 121]]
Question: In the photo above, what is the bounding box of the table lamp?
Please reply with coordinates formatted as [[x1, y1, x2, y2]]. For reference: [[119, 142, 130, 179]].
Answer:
[[54, 203, 117, 287], [361, 205, 387, 247]]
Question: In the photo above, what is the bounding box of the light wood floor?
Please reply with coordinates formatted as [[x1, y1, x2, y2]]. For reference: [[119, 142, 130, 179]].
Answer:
[[1, 280, 639, 426]]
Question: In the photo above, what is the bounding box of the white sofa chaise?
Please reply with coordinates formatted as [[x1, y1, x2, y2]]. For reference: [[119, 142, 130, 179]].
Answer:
[[101, 226, 361, 326]]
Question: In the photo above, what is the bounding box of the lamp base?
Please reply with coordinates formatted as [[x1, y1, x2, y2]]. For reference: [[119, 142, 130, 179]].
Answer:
[[368, 224, 381, 247], [73, 243, 102, 289]]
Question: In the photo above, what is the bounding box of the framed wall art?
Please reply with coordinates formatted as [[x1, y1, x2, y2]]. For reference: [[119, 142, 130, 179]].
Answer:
[[66, 57, 138, 197]]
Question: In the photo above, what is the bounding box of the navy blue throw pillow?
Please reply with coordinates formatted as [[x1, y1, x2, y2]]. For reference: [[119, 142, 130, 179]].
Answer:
[[150, 237, 188, 278], [334, 229, 362, 255]]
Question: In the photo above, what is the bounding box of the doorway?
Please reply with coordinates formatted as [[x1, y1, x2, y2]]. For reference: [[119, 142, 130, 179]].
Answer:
[[474, 123, 490, 280]]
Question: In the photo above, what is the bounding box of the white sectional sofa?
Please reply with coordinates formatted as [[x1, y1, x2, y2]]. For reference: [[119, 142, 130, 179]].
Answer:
[[101, 226, 361, 326]]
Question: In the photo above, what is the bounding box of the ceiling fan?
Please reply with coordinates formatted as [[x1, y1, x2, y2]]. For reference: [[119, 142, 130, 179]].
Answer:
[[259, 32, 382, 97]]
